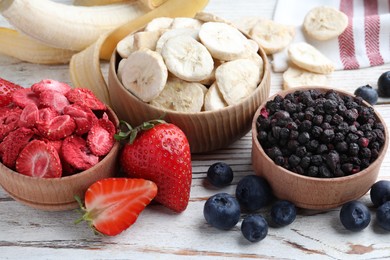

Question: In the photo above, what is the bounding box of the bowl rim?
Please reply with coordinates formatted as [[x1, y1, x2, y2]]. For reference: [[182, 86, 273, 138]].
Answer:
[[251, 86, 389, 183]]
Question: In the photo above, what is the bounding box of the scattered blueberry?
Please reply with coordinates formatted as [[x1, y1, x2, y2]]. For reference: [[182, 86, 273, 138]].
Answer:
[[270, 200, 297, 227], [207, 162, 234, 187], [376, 201, 390, 231], [339, 201, 371, 231], [241, 215, 268, 242], [354, 85, 378, 105], [378, 71, 390, 97], [203, 193, 241, 230], [370, 180, 390, 207], [235, 175, 273, 211]]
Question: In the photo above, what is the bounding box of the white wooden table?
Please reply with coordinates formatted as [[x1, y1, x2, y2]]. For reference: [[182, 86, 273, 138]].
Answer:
[[1, 1, 390, 259]]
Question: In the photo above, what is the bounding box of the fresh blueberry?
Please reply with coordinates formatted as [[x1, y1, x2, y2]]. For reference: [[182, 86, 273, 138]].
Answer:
[[203, 193, 240, 230], [376, 201, 390, 231], [370, 180, 390, 207], [354, 85, 378, 105], [339, 201, 371, 231], [270, 200, 297, 227], [378, 71, 390, 97], [235, 175, 273, 211], [241, 215, 268, 242], [207, 162, 233, 187]]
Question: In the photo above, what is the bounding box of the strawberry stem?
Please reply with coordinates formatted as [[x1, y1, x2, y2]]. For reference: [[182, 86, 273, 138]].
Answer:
[[114, 119, 166, 144]]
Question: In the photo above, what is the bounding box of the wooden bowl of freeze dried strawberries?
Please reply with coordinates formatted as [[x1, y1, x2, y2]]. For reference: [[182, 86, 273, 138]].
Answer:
[[0, 80, 120, 211], [252, 87, 389, 210]]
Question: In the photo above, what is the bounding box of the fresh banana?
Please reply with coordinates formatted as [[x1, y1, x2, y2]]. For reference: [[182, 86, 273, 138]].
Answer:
[[0, 0, 150, 51], [215, 59, 260, 105], [149, 78, 204, 113], [288, 42, 335, 74], [282, 66, 328, 90], [204, 82, 228, 111], [248, 18, 295, 55], [0, 27, 76, 64], [303, 6, 348, 41], [161, 35, 214, 82], [121, 49, 168, 102], [199, 22, 248, 61]]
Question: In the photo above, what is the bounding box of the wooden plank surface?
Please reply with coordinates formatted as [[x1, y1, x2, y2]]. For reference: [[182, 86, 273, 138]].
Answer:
[[1, 0, 390, 259]]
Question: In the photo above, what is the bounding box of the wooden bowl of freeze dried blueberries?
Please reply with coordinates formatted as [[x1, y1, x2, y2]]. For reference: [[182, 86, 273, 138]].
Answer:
[[251, 87, 389, 210]]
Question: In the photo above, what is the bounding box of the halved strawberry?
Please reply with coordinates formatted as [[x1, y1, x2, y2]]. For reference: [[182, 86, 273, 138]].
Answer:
[[75, 178, 157, 236], [37, 114, 76, 140], [0, 78, 23, 107], [11, 88, 39, 108], [31, 79, 72, 95], [0, 107, 22, 141], [18, 103, 39, 128], [16, 140, 62, 178], [63, 104, 98, 135], [0, 127, 34, 169], [39, 90, 70, 114], [87, 115, 116, 156], [61, 135, 99, 170], [65, 88, 106, 111]]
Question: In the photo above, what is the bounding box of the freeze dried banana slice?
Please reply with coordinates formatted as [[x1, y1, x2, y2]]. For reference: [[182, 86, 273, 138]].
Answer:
[[133, 31, 161, 51], [155, 28, 199, 53], [145, 17, 173, 32], [215, 59, 260, 105], [116, 34, 134, 58], [171, 17, 203, 29], [204, 82, 228, 111], [199, 22, 248, 61], [249, 19, 295, 55], [282, 66, 328, 90], [149, 78, 204, 113], [195, 12, 231, 24], [303, 6, 348, 41], [121, 49, 168, 102], [233, 17, 262, 34], [288, 42, 335, 74], [161, 35, 214, 82], [117, 58, 127, 82]]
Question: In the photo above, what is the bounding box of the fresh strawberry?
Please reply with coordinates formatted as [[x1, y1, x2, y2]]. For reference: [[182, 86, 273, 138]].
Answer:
[[0, 107, 22, 141], [37, 114, 76, 140], [0, 127, 34, 169], [87, 114, 116, 156], [61, 135, 99, 170], [31, 79, 72, 95], [39, 90, 70, 114], [0, 78, 23, 107], [65, 88, 106, 111], [18, 103, 39, 128], [16, 140, 62, 178], [11, 88, 39, 108], [116, 120, 192, 213], [75, 178, 157, 236], [63, 104, 98, 135]]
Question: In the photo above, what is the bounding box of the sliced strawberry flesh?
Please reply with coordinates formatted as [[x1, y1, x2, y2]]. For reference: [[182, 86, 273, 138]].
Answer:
[[61, 135, 99, 170], [31, 79, 72, 95], [16, 140, 62, 178], [0, 108, 22, 142], [38, 107, 59, 124], [65, 88, 106, 110], [87, 115, 116, 156], [37, 114, 76, 140], [0, 78, 23, 107], [18, 103, 39, 128], [12, 88, 39, 108], [39, 90, 70, 114], [63, 104, 98, 135]]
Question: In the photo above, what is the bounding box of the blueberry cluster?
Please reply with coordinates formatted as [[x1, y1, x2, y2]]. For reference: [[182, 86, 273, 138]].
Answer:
[[256, 89, 385, 178]]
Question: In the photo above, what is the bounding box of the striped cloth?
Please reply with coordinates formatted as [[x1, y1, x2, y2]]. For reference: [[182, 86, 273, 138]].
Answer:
[[272, 0, 390, 72]]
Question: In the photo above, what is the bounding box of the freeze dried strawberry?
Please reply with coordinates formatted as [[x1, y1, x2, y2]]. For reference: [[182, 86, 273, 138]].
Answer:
[[61, 160, 77, 176], [12, 88, 39, 108], [39, 90, 70, 114], [39, 139, 63, 154], [63, 104, 98, 135], [98, 112, 116, 135], [65, 88, 106, 110], [0, 108, 22, 141], [16, 140, 62, 178], [0, 78, 23, 107], [31, 79, 72, 95], [18, 103, 39, 128], [37, 114, 76, 140], [61, 135, 99, 170], [0, 127, 34, 169], [87, 123, 115, 157], [38, 107, 59, 124]]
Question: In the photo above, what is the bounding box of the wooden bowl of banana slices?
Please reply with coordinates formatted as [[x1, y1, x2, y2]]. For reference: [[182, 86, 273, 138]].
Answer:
[[108, 13, 271, 153]]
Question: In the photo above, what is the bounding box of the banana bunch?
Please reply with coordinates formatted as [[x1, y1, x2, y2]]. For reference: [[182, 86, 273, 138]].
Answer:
[[0, 0, 209, 104]]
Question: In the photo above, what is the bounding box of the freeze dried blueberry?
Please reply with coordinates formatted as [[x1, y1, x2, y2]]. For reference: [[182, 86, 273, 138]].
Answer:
[[334, 132, 345, 142], [346, 133, 359, 143], [319, 165, 332, 178], [321, 122, 332, 130], [307, 166, 319, 177], [299, 120, 312, 132], [272, 126, 281, 140], [331, 114, 344, 125], [295, 146, 307, 157], [341, 163, 353, 175], [300, 156, 311, 169], [288, 154, 301, 168], [304, 110, 314, 120], [275, 156, 285, 166], [313, 115, 324, 125], [311, 126, 323, 138], [290, 130, 299, 140], [287, 140, 299, 152], [311, 155, 323, 166], [344, 109, 359, 122], [324, 99, 338, 114], [349, 143, 360, 156], [325, 150, 340, 172], [335, 141, 348, 153], [258, 131, 268, 143], [279, 128, 290, 140], [358, 137, 369, 148], [298, 132, 310, 144], [337, 122, 350, 134], [316, 144, 328, 154], [324, 114, 333, 123], [306, 139, 319, 152], [360, 148, 371, 159], [266, 146, 283, 160], [320, 129, 335, 143]]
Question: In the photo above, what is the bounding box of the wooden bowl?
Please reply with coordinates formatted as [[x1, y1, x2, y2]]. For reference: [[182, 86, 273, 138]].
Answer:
[[108, 50, 270, 153], [251, 87, 389, 210], [0, 107, 120, 211]]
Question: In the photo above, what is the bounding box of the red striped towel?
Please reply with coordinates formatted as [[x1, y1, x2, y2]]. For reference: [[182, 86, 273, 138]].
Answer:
[[272, 0, 390, 72]]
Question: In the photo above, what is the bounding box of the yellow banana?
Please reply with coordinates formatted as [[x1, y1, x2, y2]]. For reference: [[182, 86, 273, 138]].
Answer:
[[0, 0, 150, 51], [0, 27, 75, 64], [73, 0, 130, 6]]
